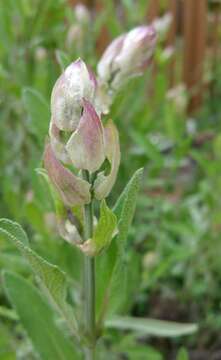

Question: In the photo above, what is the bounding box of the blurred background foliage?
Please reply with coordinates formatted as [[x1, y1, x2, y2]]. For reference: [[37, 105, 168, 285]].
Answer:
[[1, 0, 221, 359]]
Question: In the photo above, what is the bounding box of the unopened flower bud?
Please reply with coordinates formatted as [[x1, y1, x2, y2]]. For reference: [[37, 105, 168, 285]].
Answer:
[[97, 34, 126, 85], [75, 4, 90, 25], [157, 46, 174, 64], [66, 24, 83, 50], [153, 13, 172, 40], [51, 59, 97, 131], [35, 47, 47, 61], [66, 99, 105, 173], [166, 84, 187, 113], [44, 143, 91, 206], [97, 25, 157, 90]]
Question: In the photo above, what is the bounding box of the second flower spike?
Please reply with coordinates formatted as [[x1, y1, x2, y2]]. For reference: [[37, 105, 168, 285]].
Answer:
[[97, 25, 157, 90]]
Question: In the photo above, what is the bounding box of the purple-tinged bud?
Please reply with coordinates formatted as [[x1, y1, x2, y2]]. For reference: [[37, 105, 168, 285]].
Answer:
[[44, 143, 91, 206], [66, 99, 105, 173], [51, 59, 97, 131], [97, 34, 126, 84], [87, 64, 98, 91], [97, 25, 157, 90], [113, 26, 156, 87], [94, 120, 120, 200]]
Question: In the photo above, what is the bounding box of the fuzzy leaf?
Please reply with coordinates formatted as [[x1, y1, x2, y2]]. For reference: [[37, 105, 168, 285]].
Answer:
[[96, 169, 143, 321], [93, 200, 117, 252], [103, 168, 143, 313], [0, 219, 78, 338], [105, 316, 198, 337], [0, 219, 29, 246], [113, 168, 143, 251], [4, 272, 80, 360], [82, 200, 117, 256]]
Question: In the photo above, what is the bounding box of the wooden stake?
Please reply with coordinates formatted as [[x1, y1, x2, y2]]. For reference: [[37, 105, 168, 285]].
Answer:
[[147, 0, 160, 22], [167, 0, 178, 87], [183, 0, 207, 112]]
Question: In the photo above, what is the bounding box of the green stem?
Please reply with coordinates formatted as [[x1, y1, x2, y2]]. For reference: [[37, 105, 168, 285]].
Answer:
[[82, 170, 96, 360]]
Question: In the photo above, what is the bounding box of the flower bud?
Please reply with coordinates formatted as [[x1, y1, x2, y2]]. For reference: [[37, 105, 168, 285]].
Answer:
[[66, 24, 83, 50], [66, 99, 105, 173], [166, 84, 187, 114], [97, 25, 157, 90], [153, 13, 172, 40], [75, 4, 90, 25], [51, 59, 97, 131], [97, 34, 126, 84], [35, 47, 47, 62], [94, 120, 120, 200], [44, 143, 91, 206], [157, 46, 174, 64]]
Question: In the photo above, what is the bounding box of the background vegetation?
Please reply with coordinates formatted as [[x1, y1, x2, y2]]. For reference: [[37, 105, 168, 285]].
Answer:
[[0, 0, 221, 359]]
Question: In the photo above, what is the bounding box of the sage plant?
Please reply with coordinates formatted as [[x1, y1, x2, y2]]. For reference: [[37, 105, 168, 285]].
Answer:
[[0, 22, 197, 360], [43, 26, 156, 358]]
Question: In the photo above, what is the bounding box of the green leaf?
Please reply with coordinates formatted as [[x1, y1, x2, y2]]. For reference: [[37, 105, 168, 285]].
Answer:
[[130, 130, 163, 164], [0, 219, 78, 338], [0, 253, 28, 274], [0, 4, 13, 54], [3, 272, 80, 360], [0, 350, 15, 360], [22, 87, 50, 143], [55, 50, 71, 71], [0, 323, 16, 360], [0, 219, 29, 246], [96, 169, 143, 321], [0, 305, 18, 321], [106, 169, 143, 312], [89, 200, 117, 256], [113, 168, 143, 251], [117, 334, 163, 360], [96, 237, 118, 319], [176, 348, 189, 360], [105, 316, 198, 337]]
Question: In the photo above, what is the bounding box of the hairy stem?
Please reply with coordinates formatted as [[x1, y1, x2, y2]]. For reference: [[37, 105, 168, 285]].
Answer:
[[82, 170, 96, 360]]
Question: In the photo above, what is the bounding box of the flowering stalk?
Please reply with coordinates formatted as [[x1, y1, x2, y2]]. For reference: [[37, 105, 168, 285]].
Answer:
[[82, 170, 96, 360], [43, 25, 157, 358]]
